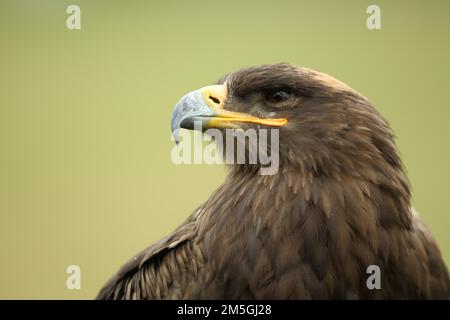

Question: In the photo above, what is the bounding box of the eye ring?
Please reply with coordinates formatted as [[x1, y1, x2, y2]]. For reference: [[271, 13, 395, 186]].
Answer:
[[266, 90, 292, 103]]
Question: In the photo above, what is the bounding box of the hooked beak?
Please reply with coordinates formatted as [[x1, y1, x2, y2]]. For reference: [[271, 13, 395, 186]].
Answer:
[[171, 84, 288, 143]]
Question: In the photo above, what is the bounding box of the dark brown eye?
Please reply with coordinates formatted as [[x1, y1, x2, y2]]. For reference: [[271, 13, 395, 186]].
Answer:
[[266, 90, 291, 103]]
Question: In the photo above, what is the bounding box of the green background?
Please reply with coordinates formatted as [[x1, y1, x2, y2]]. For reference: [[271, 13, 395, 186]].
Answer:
[[0, 0, 449, 299]]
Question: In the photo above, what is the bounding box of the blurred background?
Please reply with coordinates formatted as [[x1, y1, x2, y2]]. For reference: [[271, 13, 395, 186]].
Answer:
[[0, 0, 449, 299]]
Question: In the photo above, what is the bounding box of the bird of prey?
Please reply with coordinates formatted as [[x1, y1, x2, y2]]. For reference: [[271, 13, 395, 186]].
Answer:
[[97, 63, 449, 299]]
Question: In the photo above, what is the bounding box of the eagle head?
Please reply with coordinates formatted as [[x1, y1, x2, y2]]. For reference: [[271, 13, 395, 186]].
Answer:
[[171, 63, 402, 177]]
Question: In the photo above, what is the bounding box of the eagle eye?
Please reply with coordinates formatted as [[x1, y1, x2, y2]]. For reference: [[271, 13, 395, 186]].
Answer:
[[266, 90, 292, 103]]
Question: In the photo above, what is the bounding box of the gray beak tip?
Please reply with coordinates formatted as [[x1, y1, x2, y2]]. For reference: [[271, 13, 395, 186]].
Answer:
[[172, 129, 180, 145], [170, 89, 215, 145]]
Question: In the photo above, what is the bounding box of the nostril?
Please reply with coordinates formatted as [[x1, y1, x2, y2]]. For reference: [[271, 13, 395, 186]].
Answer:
[[209, 96, 221, 105]]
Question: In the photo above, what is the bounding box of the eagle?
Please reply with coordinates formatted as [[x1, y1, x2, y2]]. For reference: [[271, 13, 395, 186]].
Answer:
[[97, 63, 449, 299]]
